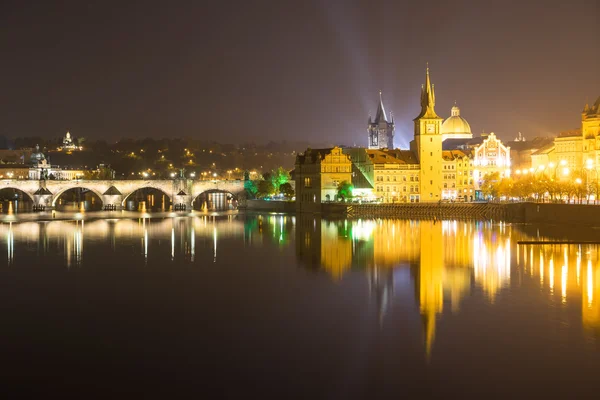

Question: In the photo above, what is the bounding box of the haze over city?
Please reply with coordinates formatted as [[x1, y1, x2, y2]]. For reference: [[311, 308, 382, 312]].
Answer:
[[1, 0, 598, 146]]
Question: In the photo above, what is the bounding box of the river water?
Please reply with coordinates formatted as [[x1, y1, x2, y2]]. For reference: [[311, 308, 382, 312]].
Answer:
[[0, 211, 599, 398]]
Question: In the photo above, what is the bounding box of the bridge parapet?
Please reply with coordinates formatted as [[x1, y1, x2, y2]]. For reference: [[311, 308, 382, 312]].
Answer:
[[1, 179, 246, 211]]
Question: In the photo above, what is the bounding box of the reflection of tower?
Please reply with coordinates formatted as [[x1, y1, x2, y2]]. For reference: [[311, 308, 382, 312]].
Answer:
[[368, 266, 394, 326], [412, 221, 444, 360]]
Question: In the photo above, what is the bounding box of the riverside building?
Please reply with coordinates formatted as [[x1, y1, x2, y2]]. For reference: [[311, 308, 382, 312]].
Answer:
[[295, 66, 512, 208]]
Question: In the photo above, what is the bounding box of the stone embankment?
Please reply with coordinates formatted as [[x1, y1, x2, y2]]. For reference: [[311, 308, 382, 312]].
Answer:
[[319, 202, 600, 227], [321, 202, 510, 220]]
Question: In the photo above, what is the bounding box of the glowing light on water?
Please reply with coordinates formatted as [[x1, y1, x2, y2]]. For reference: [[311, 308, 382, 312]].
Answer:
[[7, 222, 13, 265], [171, 228, 175, 260], [549, 259, 555, 293], [191, 227, 195, 262], [213, 225, 217, 262], [587, 260, 593, 308], [561, 264, 567, 303]]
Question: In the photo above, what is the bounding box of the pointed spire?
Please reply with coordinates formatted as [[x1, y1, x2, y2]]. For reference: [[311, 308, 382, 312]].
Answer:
[[415, 64, 439, 120], [374, 90, 388, 123]]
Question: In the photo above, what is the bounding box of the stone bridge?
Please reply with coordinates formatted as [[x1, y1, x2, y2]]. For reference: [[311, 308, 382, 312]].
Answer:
[[0, 179, 246, 210]]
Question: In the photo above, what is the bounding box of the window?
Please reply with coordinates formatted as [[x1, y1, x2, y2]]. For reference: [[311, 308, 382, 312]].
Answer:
[[430, 152, 433, 156], [430, 180, 433, 185], [444, 183, 447, 188], [304, 177, 312, 188], [410, 176, 414, 181]]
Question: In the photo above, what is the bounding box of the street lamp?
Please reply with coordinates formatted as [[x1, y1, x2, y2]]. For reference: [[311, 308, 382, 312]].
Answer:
[[190, 172, 196, 178], [142, 172, 149, 178], [170, 172, 176, 178], [227, 170, 232, 180]]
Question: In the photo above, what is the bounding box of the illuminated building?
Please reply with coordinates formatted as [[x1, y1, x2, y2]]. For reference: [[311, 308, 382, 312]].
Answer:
[[472, 132, 511, 190], [58, 131, 82, 151], [296, 66, 512, 206], [28, 145, 86, 180], [344, 148, 420, 203], [294, 146, 353, 211], [367, 91, 395, 150], [409, 66, 444, 202], [530, 96, 600, 179], [0, 164, 30, 179], [442, 150, 474, 201]]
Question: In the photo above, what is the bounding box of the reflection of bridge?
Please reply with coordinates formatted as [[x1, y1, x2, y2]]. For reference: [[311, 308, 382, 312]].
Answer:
[[0, 179, 245, 210]]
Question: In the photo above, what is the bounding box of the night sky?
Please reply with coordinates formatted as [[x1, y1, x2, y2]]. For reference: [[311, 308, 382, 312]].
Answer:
[[1, 0, 598, 147]]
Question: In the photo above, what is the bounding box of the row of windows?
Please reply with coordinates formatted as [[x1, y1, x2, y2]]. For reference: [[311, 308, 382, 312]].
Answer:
[[321, 166, 351, 173], [376, 186, 419, 193], [376, 175, 419, 182], [444, 163, 473, 169]]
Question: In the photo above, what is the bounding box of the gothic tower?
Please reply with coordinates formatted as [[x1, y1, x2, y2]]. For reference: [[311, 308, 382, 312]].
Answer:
[[412, 66, 443, 202], [367, 91, 395, 149]]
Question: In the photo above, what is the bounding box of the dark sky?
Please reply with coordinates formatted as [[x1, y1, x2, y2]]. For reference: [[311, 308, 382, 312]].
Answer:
[[1, 0, 598, 147]]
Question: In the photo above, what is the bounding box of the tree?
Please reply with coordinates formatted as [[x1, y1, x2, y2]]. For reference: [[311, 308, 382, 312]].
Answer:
[[256, 180, 275, 199], [337, 180, 353, 201], [279, 182, 294, 199], [270, 166, 290, 192], [244, 179, 258, 198], [480, 172, 501, 200]]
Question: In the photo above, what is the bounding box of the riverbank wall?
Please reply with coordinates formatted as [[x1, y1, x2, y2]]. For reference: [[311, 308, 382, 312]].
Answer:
[[240, 199, 295, 213], [316, 202, 600, 227]]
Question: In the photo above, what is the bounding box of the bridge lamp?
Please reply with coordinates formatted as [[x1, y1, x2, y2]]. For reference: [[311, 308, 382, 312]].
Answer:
[[190, 172, 196, 178], [213, 173, 217, 178], [142, 172, 149, 178], [170, 172, 176, 178]]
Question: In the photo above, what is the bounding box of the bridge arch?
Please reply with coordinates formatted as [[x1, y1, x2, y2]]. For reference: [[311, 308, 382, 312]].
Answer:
[[192, 189, 239, 211], [52, 186, 105, 209], [122, 186, 172, 211], [0, 187, 34, 202]]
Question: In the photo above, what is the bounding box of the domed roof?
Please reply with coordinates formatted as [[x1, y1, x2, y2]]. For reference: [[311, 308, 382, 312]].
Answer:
[[441, 105, 472, 135], [29, 144, 46, 164]]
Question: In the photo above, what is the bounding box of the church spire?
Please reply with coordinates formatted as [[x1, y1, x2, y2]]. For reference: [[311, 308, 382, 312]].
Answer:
[[374, 90, 388, 123], [415, 64, 439, 120]]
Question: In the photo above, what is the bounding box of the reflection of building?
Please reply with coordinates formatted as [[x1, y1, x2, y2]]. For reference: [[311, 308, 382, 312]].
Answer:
[[367, 92, 395, 150], [518, 242, 600, 336]]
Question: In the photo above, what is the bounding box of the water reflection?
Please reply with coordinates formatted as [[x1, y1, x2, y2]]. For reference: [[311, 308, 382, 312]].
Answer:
[[1, 213, 599, 360], [295, 216, 600, 355]]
